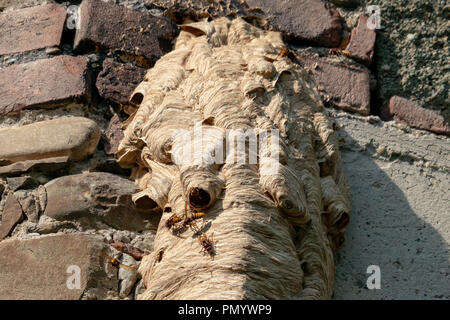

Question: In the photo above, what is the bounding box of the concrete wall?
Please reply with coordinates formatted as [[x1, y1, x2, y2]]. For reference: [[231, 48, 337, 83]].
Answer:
[[332, 111, 449, 299]]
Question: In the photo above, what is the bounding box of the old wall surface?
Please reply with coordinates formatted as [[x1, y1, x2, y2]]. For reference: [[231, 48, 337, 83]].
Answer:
[[332, 111, 449, 299], [0, 0, 448, 299]]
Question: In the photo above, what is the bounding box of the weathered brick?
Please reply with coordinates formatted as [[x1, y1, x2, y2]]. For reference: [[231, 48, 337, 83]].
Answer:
[[102, 114, 125, 155], [0, 4, 66, 56], [0, 193, 24, 240], [296, 55, 371, 115], [0, 56, 91, 115], [381, 96, 450, 136], [0, 234, 117, 299], [345, 15, 376, 66], [96, 59, 146, 105], [74, 0, 178, 63], [0, 117, 101, 164], [145, 0, 342, 47], [245, 0, 342, 47]]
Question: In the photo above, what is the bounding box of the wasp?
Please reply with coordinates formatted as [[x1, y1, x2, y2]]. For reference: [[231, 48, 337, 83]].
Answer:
[[101, 251, 137, 271], [166, 213, 183, 229], [328, 36, 352, 58], [185, 210, 206, 222], [279, 47, 289, 58], [198, 233, 215, 256], [328, 48, 352, 58], [181, 201, 208, 232], [276, 47, 295, 61]]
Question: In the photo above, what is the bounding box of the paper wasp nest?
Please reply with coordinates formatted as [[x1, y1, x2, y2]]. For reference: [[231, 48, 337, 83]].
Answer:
[[117, 17, 351, 299]]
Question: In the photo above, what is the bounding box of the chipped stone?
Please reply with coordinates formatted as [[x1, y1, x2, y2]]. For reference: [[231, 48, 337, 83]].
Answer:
[[0, 117, 101, 163], [0, 156, 70, 176], [0, 193, 24, 240], [102, 114, 125, 155], [0, 234, 117, 299], [118, 253, 139, 298], [44, 172, 161, 231], [6, 176, 38, 191]]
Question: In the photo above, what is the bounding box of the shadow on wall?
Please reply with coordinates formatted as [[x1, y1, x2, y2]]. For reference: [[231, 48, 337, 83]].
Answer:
[[333, 133, 449, 299]]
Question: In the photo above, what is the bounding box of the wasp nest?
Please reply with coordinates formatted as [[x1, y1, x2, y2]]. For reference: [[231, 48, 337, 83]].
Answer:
[[117, 17, 351, 299]]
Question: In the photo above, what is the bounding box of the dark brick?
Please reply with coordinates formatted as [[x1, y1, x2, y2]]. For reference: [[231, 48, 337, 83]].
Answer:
[[102, 114, 125, 155], [0, 193, 24, 240], [296, 55, 371, 115], [96, 59, 146, 105], [0, 4, 66, 56], [74, 0, 178, 63], [345, 15, 376, 66], [245, 0, 342, 47], [0, 56, 91, 115], [381, 96, 450, 136], [144, 0, 247, 22]]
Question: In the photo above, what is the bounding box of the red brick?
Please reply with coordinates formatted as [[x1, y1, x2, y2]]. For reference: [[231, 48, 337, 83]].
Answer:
[[381, 96, 450, 136], [0, 4, 66, 56], [74, 0, 178, 63], [0, 193, 24, 240], [296, 55, 371, 115], [0, 55, 91, 115], [345, 15, 376, 66], [102, 114, 124, 155], [245, 0, 342, 47], [96, 59, 146, 105]]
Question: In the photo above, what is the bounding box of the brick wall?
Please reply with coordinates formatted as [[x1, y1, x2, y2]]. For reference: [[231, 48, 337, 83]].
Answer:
[[0, 0, 448, 300]]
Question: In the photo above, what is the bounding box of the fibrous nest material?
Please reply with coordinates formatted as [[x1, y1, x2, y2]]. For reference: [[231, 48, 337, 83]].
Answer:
[[116, 17, 351, 299]]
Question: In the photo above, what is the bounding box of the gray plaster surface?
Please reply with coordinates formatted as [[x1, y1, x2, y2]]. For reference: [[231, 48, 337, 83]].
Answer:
[[331, 110, 449, 299]]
